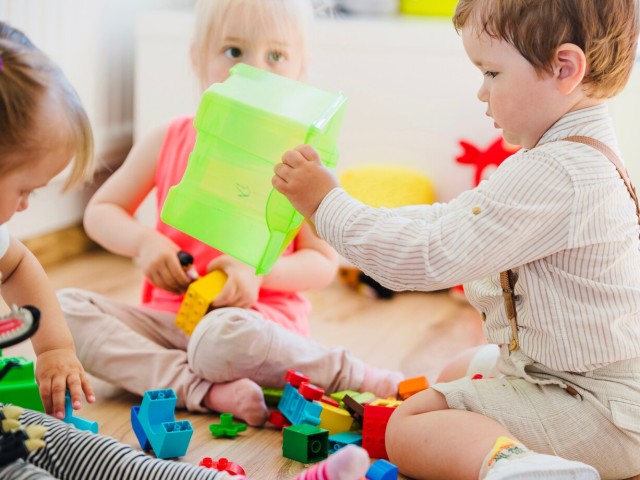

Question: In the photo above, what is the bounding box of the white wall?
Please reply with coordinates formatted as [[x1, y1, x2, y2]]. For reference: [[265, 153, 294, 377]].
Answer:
[[0, 0, 193, 239], [135, 10, 640, 212]]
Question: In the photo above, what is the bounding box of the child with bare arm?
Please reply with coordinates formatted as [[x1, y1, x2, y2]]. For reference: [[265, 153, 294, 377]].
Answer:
[[0, 21, 95, 420], [58, 0, 402, 428], [274, 1, 640, 479]]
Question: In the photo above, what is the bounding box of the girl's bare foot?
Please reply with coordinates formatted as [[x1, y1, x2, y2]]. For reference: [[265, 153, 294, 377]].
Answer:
[[361, 367, 404, 398], [202, 378, 268, 427]]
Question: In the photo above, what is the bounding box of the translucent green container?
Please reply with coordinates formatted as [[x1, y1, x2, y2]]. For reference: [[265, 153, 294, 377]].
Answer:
[[161, 64, 348, 274]]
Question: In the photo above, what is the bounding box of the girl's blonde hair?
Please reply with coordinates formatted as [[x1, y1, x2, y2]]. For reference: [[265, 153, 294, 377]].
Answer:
[[453, 0, 640, 99], [191, 0, 313, 86], [0, 22, 94, 190]]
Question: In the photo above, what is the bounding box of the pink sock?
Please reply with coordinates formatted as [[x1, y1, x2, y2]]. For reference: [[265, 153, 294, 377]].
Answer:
[[360, 367, 403, 398], [202, 378, 268, 427], [294, 445, 370, 480]]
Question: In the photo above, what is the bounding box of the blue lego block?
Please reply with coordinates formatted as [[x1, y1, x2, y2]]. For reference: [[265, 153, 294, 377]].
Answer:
[[62, 392, 98, 433], [366, 459, 399, 480], [278, 382, 322, 426], [135, 389, 193, 459], [328, 432, 362, 453], [130, 406, 151, 450]]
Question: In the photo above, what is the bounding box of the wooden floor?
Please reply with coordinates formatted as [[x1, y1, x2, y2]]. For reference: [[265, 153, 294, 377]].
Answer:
[[4, 249, 485, 479]]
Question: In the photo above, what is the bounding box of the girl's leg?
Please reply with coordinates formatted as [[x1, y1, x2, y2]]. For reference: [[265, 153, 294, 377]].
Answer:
[[0, 460, 56, 479], [16, 408, 232, 480], [58, 288, 211, 412], [188, 308, 402, 398]]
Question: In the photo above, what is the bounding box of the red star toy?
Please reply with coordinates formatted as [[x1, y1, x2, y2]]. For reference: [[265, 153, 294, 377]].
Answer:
[[456, 137, 520, 187]]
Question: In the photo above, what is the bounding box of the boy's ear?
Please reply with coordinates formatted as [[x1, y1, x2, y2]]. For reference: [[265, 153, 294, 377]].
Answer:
[[553, 43, 587, 95]]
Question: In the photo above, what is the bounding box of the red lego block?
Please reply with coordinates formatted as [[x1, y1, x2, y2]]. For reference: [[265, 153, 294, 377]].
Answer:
[[285, 370, 310, 388], [199, 457, 245, 476], [362, 404, 395, 460]]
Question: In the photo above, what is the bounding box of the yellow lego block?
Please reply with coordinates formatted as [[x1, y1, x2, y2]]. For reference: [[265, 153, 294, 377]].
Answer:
[[175, 270, 227, 335], [319, 402, 354, 436], [369, 398, 403, 408]]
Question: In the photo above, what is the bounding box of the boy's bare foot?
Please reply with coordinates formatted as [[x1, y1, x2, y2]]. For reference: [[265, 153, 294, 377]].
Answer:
[[294, 445, 370, 480], [361, 367, 404, 398], [203, 378, 268, 427]]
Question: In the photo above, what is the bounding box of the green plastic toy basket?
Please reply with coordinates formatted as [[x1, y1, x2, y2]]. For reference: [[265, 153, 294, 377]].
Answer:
[[161, 64, 348, 274], [400, 0, 457, 16]]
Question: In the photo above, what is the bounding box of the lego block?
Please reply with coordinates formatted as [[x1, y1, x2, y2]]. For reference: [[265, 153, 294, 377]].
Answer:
[[362, 404, 396, 460], [209, 413, 247, 438], [175, 270, 227, 335], [342, 394, 365, 426], [298, 382, 324, 401], [133, 389, 193, 459], [269, 410, 291, 430], [0, 356, 44, 412], [199, 457, 245, 476], [262, 387, 284, 407], [319, 402, 353, 436], [62, 392, 98, 433], [282, 424, 328, 463], [398, 376, 429, 400], [369, 398, 403, 408], [130, 406, 151, 451], [278, 383, 322, 426], [285, 370, 310, 388], [328, 432, 362, 454], [366, 459, 399, 480]]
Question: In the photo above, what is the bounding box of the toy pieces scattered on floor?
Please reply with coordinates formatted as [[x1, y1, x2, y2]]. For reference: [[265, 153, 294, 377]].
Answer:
[[338, 265, 394, 300]]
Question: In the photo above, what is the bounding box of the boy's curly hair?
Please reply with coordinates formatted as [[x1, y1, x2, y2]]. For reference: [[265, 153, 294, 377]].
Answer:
[[453, 0, 640, 99]]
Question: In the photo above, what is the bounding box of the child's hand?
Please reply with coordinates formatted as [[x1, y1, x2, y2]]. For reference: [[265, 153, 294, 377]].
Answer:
[[35, 348, 95, 419], [273, 145, 339, 218], [136, 231, 191, 294], [206, 255, 263, 309]]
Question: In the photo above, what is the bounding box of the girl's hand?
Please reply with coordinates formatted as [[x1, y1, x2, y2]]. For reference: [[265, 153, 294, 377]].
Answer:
[[136, 231, 191, 294], [206, 255, 263, 309], [35, 348, 95, 419], [272, 145, 339, 218]]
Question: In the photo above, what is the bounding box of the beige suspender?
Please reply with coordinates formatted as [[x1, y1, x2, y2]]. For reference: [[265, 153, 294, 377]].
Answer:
[[500, 136, 640, 352]]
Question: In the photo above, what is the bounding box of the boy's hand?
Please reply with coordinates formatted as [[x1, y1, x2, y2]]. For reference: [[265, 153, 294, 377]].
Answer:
[[35, 348, 95, 419], [207, 255, 262, 309], [136, 231, 191, 294], [272, 145, 339, 218]]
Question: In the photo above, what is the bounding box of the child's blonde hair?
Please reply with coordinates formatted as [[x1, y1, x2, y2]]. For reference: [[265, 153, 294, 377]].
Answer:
[[453, 0, 640, 99], [191, 0, 313, 86], [0, 22, 94, 190]]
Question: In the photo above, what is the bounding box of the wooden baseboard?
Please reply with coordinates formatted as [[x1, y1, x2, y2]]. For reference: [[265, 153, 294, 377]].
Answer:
[[22, 224, 98, 268]]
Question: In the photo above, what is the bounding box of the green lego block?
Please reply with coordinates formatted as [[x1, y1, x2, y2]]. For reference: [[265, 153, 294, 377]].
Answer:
[[262, 387, 284, 407], [282, 424, 328, 463], [0, 356, 44, 412]]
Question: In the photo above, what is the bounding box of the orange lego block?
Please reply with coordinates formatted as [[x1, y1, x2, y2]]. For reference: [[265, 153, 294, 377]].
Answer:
[[398, 376, 429, 400], [175, 270, 227, 335]]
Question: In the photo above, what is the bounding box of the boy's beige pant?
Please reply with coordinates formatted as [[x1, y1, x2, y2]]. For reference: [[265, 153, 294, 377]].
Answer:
[[433, 346, 640, 480], [57, 288, 368, 412]]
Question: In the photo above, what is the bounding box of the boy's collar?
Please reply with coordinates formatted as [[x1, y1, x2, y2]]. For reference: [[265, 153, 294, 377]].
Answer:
[[536, 103, 609, 147]]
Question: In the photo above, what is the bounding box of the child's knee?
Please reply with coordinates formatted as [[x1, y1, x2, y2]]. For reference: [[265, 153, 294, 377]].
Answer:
[[187, 308, 266, 375]]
